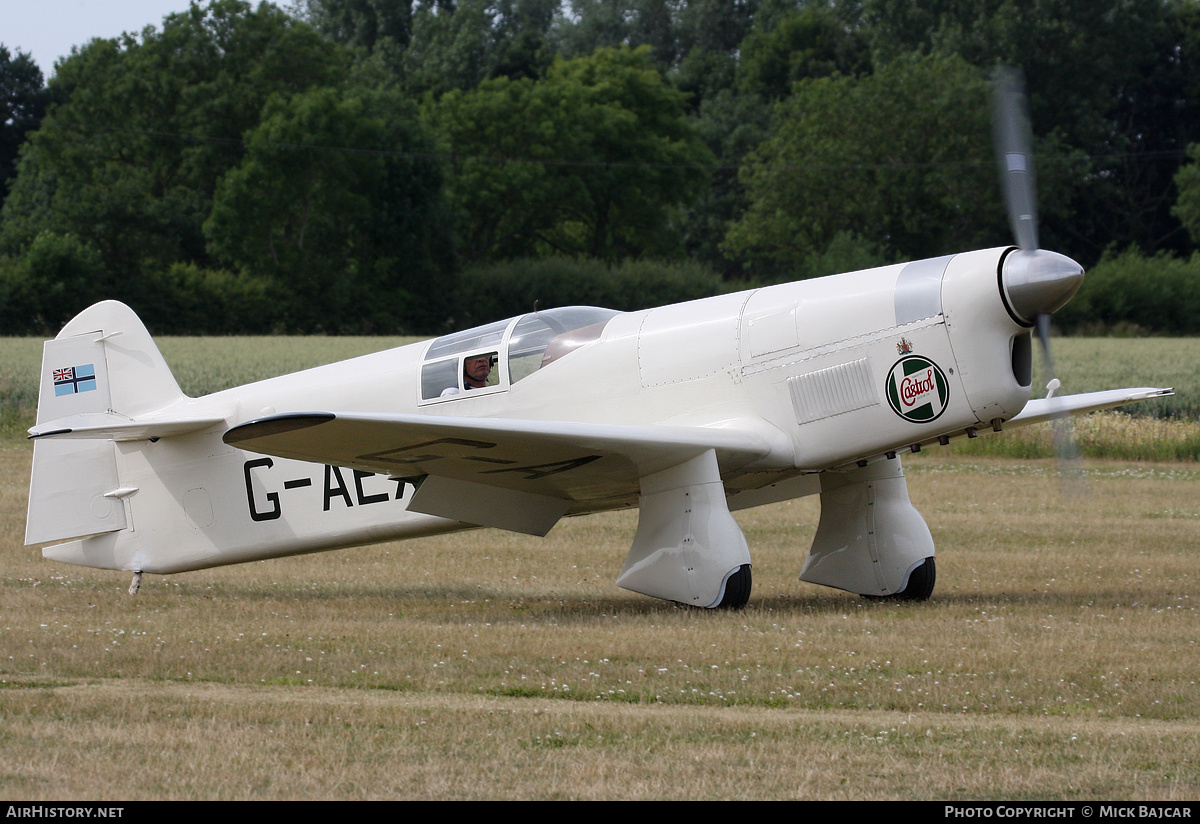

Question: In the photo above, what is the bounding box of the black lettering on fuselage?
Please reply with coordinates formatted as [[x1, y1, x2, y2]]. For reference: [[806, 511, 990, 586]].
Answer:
[[353, 469, 390, 505], [324, 465, 354, 511], [243, 458, 282, 521], [242, 459, 408, 521]]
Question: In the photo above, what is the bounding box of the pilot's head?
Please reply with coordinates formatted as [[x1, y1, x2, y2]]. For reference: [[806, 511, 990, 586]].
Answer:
[[463, 354, 494, 389]]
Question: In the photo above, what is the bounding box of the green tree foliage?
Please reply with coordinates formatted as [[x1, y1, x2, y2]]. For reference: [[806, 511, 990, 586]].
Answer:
[[0, 0, 452, 333], [3, 0, 1200, 335], [851, 0, 1200, 258], [679, 86, 772, 276], [425, 45, 712, 262], [402, 0, 560, 92], [685, 5, 870, 276], [1175, 143, 1200, 245], [0, 46, 46, 207], [1, 0, 349, 276], [726, 53, 1002, 274], [299, 0, 561, 93], [552, 0, 761, 96], [293, 0, 417, 51], [205, 86, 453, 332], [736, 6, 870, 101], [552, 0, 676, 67]]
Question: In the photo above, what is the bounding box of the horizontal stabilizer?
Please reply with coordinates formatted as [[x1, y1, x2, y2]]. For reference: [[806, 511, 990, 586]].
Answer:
[[1009, 387, 1173, 427], [29, 412, 225, 441]]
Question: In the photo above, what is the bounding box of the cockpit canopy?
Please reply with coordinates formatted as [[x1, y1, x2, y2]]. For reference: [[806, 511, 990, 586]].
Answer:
[[419, 306, 620, 402]]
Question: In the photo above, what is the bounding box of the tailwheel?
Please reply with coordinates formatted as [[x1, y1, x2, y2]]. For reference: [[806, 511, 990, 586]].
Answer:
[[714, 564, 752, 609]]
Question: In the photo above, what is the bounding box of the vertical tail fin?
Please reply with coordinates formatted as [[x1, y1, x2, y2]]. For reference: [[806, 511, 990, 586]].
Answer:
[[26, 301, 189, 545]]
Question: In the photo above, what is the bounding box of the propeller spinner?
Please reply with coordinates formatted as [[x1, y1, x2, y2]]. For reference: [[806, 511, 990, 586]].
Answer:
[[992, 68, 1083, 350]]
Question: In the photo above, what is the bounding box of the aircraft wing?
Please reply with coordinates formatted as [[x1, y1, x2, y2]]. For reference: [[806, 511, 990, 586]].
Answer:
[[1007, 387, 1173, 427], [224, 412, 773, 535]]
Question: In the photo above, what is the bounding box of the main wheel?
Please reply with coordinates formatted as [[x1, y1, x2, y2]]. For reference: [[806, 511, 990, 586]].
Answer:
[[714, 564, 752, 609], [894, 557, 936, 601]]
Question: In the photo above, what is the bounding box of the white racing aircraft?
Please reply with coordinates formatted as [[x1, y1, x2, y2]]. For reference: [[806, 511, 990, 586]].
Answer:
[[25, 72, 1171, 607]]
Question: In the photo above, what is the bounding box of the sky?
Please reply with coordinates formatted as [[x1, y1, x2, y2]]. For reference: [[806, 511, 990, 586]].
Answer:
[[3, 1, 209, 76]]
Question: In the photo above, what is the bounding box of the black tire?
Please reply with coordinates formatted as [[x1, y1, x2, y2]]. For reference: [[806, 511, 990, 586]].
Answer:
[[714, 564, 752, 609], [894, 557, 936, 601]]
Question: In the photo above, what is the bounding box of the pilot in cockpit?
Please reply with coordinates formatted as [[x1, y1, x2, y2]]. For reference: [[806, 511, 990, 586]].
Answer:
[[440, 352, 496, 396], [462, 354, 494, 389]]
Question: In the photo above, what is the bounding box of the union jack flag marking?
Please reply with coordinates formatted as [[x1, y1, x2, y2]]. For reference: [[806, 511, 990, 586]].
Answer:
[[53, 364, 97, 396]]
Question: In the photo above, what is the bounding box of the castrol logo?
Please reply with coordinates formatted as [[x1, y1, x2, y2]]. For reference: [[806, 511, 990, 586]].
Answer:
[[886, 356, 950, 423]]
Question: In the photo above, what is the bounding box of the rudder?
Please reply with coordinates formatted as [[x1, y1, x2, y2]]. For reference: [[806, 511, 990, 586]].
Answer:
[[26, 302, 188, 546]]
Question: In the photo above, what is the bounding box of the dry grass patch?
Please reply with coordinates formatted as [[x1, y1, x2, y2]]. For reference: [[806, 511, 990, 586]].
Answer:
[[1, 684, 1197, 800], [2, 440, 1198, 799], [949, 412, 1200, 460]]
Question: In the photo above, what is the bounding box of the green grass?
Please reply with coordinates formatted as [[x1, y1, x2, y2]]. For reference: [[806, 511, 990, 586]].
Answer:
[[935, 337, 1200, 460], [942, 411, 1200, 461], [1040, 337, 1196, 419]]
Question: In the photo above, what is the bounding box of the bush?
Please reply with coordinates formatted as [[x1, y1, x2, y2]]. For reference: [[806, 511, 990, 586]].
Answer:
[[1057, 248, 1200, 335], [0, 231, 111, 334], [137, 264, 286, 335]]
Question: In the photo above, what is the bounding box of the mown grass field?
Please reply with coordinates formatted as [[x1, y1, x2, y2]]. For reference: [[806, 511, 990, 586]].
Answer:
[[1, 336, 1198, 800]]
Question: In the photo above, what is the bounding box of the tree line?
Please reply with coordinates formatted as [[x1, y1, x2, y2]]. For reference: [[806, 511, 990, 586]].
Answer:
[[2, 0, 1200, 335]]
